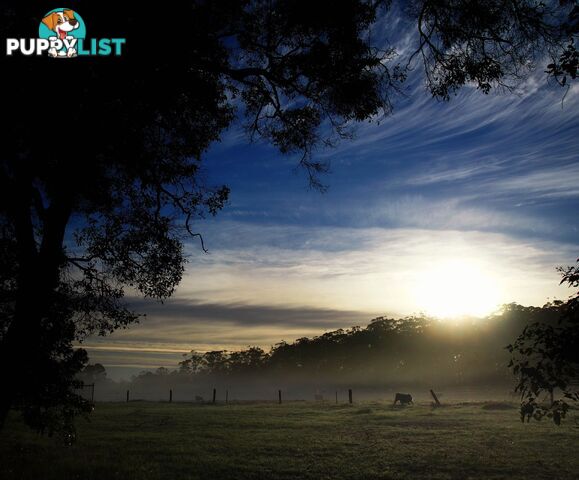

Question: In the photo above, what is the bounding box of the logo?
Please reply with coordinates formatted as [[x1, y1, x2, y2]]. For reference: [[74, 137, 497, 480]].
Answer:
[[5, 8, 126, 57], [39, 8, 85, 57]]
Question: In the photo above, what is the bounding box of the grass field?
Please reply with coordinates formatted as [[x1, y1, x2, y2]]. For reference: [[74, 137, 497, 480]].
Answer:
[[1, 401, 578, 480]]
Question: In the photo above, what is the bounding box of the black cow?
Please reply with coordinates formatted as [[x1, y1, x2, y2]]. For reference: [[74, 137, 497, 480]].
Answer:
[[393, 393, 413, 406]]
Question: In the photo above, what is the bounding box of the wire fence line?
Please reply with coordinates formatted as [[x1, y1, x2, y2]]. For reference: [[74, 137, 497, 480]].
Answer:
[[74, 384, 520, 404], [75, 387, 356, 404]]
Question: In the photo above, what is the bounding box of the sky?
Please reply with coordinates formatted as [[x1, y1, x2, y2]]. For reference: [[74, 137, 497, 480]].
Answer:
[[83, 15, 579, 380]]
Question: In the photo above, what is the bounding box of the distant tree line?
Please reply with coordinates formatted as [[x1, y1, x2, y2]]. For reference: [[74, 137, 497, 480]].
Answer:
[[127, 303, 565, 390]]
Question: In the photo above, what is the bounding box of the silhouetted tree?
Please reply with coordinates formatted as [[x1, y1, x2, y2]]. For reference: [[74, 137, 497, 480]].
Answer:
[[228, 347, 269, 374], [407, 0, 578, 98], [178, 351, 205, 375], [0, 0, 576, 438], [79, 363, 107, 384], [508, 260, 579, 424]]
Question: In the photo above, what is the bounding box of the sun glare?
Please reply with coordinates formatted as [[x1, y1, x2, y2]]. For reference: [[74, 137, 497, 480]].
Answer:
[[415, 259, 501, 319]]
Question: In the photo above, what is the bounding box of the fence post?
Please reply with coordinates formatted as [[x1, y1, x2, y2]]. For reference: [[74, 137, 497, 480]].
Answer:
[[430, 389, 441, 406], [91, 383, 95, 403], [169, 389, 173, 403], [348, 389, 353, 404], [212, 388, 216, 404], [226, 390, 229, 404], [335, 391, 338, 404], [278, 389, 282, 404], [126, 390, 130, 403]]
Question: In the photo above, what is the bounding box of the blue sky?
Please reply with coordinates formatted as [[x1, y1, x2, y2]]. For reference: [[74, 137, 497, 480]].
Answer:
[[83, 19, 579, 380]]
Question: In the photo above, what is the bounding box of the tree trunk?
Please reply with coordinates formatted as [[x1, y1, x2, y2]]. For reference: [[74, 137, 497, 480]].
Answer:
[[0, 181, 71, 429]]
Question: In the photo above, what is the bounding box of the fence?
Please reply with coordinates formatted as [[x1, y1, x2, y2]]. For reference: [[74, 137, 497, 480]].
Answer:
[[76, 386, 363, 404], [74, 385, 520, 404]]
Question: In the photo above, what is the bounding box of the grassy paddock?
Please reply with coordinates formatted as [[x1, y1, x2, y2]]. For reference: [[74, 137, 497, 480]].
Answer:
[[1, 402, 578, 480]]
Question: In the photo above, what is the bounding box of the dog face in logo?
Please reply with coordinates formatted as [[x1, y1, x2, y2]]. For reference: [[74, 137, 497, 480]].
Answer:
[[42, 10, 79, 39], [41, 9, 79, 57]]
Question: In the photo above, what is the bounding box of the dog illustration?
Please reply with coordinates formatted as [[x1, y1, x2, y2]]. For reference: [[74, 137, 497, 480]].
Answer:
[[41, 9, 79, 57], [393, 392, 413, 406]]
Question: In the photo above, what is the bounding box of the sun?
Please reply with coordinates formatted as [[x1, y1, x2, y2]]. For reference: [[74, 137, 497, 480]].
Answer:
[[414, 259, 501, 319]]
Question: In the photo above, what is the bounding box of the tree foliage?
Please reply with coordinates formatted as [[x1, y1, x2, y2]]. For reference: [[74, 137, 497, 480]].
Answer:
[[409, 0, 578, 98], [507, 260, 579, 425]]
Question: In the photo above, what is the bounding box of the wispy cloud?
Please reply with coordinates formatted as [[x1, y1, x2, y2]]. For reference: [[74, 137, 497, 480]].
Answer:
[[487, 163, 579, 199]]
